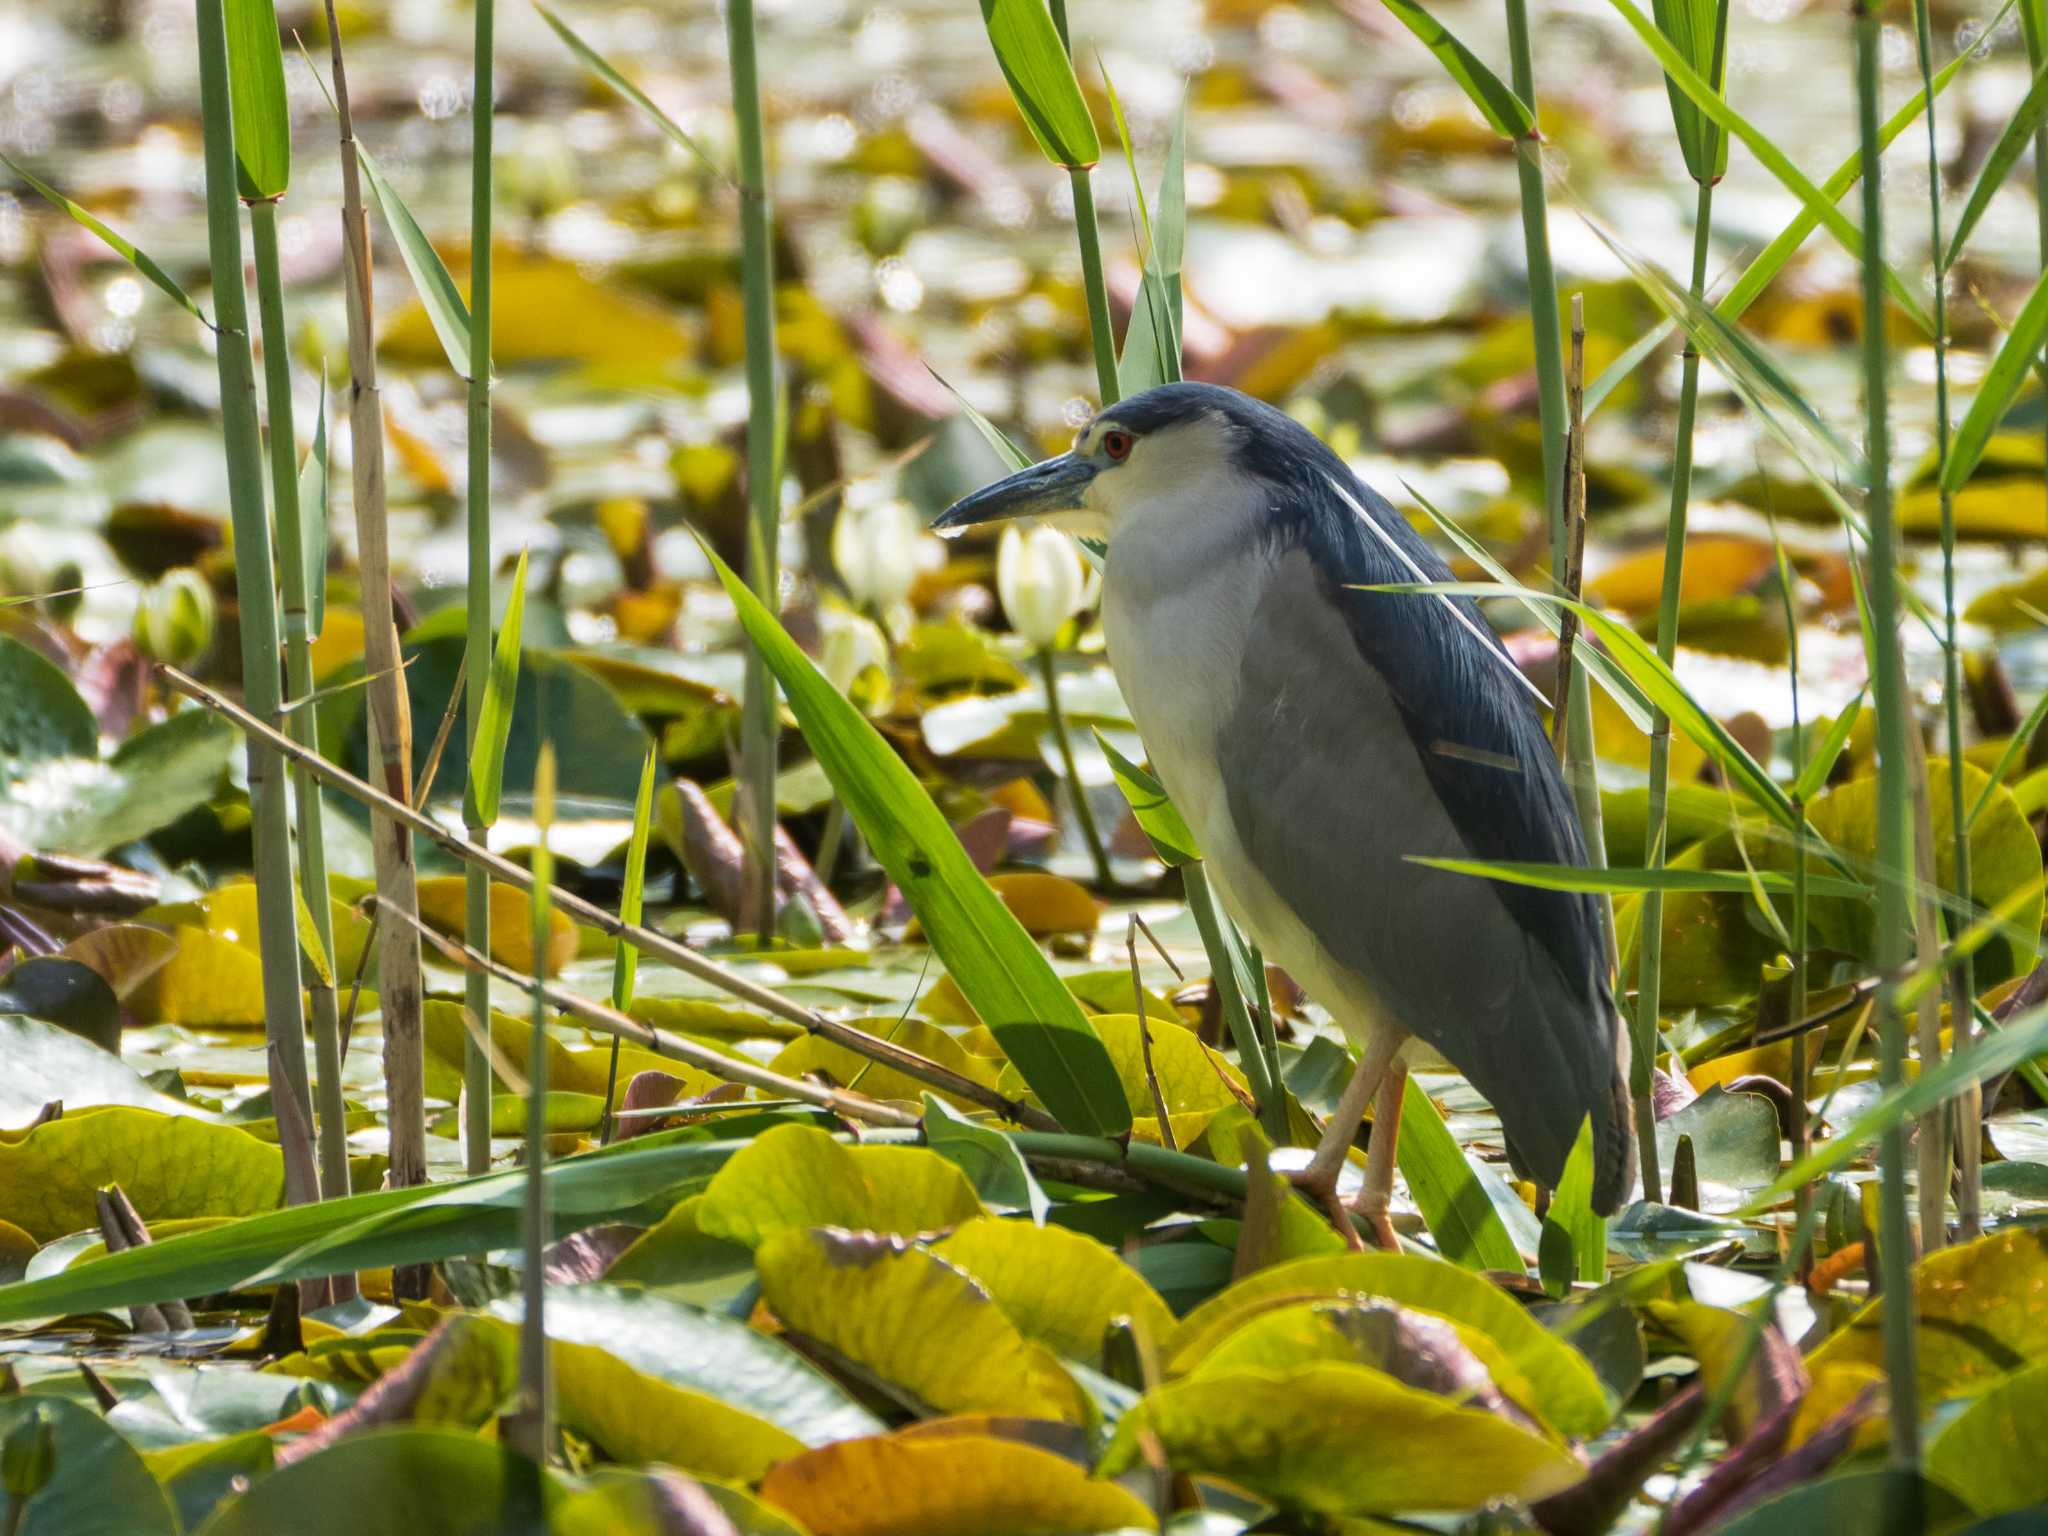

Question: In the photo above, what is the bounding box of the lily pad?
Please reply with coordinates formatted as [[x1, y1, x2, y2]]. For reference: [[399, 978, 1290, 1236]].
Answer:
[[0, 1395, 178, 1536], [931, 1215, 1175, 1361], [1099, 1362, 1581, 1515], [1925, 1358, 2048, 1514], [0, 1106, 281, 1241], [1807, 1227, 2048, 1404], [758, 1432, 1156, 1536], [695, 1123, 984, 1248], [0, 645, 235, 856], [1164, 1251, 1613, 1437], [754, 1226, 1085, 1421]]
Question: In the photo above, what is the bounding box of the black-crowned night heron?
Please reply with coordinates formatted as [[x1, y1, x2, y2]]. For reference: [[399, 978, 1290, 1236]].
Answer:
[[937, 381, 1635, 1244]]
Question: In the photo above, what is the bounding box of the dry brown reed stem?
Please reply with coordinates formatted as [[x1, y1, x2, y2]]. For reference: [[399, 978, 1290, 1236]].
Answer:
[[322, 0, 428, 1280]]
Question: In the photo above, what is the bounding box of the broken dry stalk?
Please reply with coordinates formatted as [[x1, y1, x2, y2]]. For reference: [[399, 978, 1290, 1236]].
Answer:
[[324, 0, 429, 1276]]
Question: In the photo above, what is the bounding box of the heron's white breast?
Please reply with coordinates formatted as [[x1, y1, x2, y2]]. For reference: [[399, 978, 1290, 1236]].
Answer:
[[1101, 516, 1433, 1054]]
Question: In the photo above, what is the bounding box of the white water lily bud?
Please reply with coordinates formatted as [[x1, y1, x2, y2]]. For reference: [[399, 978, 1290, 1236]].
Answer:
[[819, 606, 891, 705], [134, 568, 216, 668], [832, 490, 920, 610], [998, 524, 1088, 651]]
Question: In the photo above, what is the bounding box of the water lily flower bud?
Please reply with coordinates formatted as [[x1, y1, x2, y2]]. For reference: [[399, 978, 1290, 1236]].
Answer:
[[832, 490, 920, 611], [997, 524, 1087, 650], [819, 606, 891, 707], [135, 567, 217, 668]]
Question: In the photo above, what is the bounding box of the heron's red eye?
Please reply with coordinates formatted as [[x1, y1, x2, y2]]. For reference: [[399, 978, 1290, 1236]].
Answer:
[[1102, 429, 1133, 462]]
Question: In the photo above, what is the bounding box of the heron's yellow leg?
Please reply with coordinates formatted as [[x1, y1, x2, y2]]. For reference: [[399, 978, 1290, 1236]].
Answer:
[[1288, 1031, 1403, 1250], [1351, 1059, 1407, 1250]]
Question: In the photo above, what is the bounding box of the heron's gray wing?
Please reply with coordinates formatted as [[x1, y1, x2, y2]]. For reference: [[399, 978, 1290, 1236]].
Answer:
[[1219, 536, 1624, 1195]]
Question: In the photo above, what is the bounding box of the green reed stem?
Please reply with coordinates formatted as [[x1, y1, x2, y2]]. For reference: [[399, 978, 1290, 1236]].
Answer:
[[463, 0, 498, 1178], [1634, 182, 1717, 1206], [194, 0, 314, 1203], [1915, 0, 1979, 1240], [509, 748, 556, 1464], [1505, 0, 1613, 1057], [1854, 0, 1922, 1461], [1071, 167, 1121, 406], [727, 0, 781, 945], [2026, 0, 2048, 531], [1038, 648, 1113, 889], [248, 200, 346, 1209]]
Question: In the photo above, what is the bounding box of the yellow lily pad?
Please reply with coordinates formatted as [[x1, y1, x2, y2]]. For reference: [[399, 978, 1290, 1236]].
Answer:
[[759, 1432, 1156, 1536], [381, 250, 693, 371], [415, 877, 578, 978], [1099, 1363, 1581, 1515], [695, 1124, 983, 1249], [1164, 1251, 1612, 1438], [755, 1227, 1085, 1422], [0, 1107, 282, 1240], [133, 926, 266, 1028], [1925, 1358, 2048, 1514], [1807, 1227, 2048, 1404], [930, 1216, 1175, 1361], [767, 1018, 1000, 1109], [420, 1000, 717, 1102]]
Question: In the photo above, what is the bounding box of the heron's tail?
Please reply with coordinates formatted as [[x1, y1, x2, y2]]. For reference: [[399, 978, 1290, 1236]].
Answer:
[[1591, 1010, 1637, 1216]]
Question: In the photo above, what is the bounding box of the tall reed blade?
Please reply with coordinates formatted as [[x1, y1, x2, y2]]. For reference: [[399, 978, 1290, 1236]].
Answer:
[[464, 0, 499, 1177], [508, 742, 557, 1465], [600, 746, 658, 1144], [725, 0, 782, 947], [1635, 0, 1729, 1210], [225, 0, 338, 1211], [247, 201, 344, 1208], [1853, 0, 1922, 1462], [322, 0, 430, 1289], [1911, 0, 1975, 1243], [193, 0, 313, 1208]]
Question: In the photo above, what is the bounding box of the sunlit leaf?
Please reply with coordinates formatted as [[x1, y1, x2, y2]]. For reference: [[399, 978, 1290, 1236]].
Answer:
[[1650, 0, 1729, 182], [976, 0, 1100, 169], [0, 155, 209, 326], [464, 548, 528, 828], [0, 1396, 177, 1536], [298, 370, 328, 640], [1396, 1074, 1524, 1274], [1379, 0, 1534, 140], [1945, 268, 2048, 495], [1924, 1357, 2048, 1513], [355, 144, 471, 378], [1806, 1226, 2048, 1404], [1165, 1251, 1613, 1435], [1100, 1363, 1580, 1515], [703, 539, 1128, 1138], [610, 746, 657, 1011], [1946, 56, 2048, 266], [222, 0, 290, 200], [1095, 732, 1198, 865], [532, 1, 724, 180], [694, 1123, 983, 1249], [754, 1227, 1087, 1421], [1600, 0, 1933, 334], [931, 1214, 1175, 1361], [759, 1433, 1156, 1536], [920, 1095, 1050, 1223], [0, 1108, 282, 1242]]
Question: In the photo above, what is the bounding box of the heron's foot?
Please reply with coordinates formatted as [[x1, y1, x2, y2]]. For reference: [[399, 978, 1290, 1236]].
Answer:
[[1346, 1191, 1399, 1251], [1286, 1166, 1366, 1253]]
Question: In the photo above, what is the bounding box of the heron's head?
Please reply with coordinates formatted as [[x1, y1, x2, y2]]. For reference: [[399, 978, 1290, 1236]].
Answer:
[[933, 382, 1271, 544]]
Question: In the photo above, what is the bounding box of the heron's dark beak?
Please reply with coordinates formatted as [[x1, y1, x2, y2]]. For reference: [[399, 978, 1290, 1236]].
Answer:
[[933, 453, 1098, 531]]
